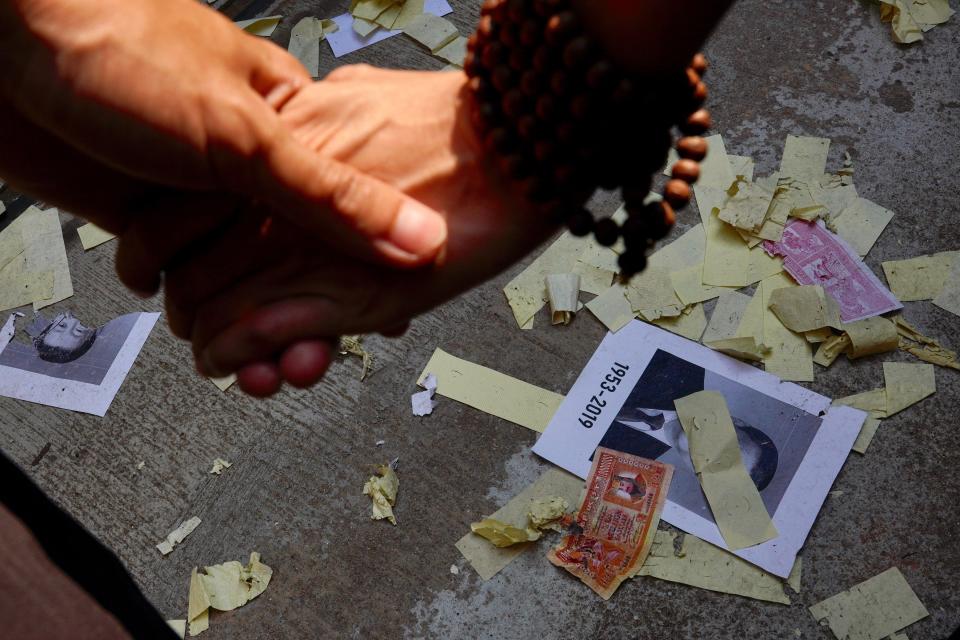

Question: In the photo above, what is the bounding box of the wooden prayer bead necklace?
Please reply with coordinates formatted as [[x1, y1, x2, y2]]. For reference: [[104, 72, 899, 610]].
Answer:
[[465, 0, 712, 277]]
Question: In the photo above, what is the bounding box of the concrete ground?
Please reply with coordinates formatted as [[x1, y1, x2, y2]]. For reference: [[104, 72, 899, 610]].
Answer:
[[1, 0, 958, 638]]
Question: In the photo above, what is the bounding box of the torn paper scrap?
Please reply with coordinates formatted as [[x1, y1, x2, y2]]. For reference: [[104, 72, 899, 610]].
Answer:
[[16, 207, 72, 311], [809, 567, 928, 640], [504, 232, 584, 328], [760, 273, 813, 382], [843, 316, 899, 359], [527, 497, 569, 532], [339, 335, 373, 380], [671, 265, 733, 305], [674, 391, 778, 550], [894, 316, 960, 370], [288, 17, 326, 78], [157, 516, 201, 555], [76, 223, 116, 250], [648, 223, 708, 272], [653, 303, 707, 342], [0, 311, 160, 416], [768, 285, 842, 333], [235, 16, 282, 37], [764, 219, 901, 323], [702, 206, 753, 287], [0, 266, 53, 312], [402, 13, 458, 52], [417, 348, 563, 433], [352, 16, 379, 36], [188, 552, 272, 636], [876, 0, 954, 43], [572, 243, 617, 294], [932, 251, 960, 319], [209, 458, 232, 475], [834, 388, 889, 420], [787, 556, 802, 593], [470, 518, 540, 547], [814, 334, 851, 367], [548, 448, 673, 600], [624, 265, 684, 320], [0, 312, 19, 354], [210, 374, 236, 392], [635, 530, 790, 605], [831, 197, 894, 258], [780, 136, 830, 182], [881, 251, 958, 301], [717, 178, 775, 234], [456, 468, 583, 580], [705, 337, 770, 362], [695, 134, 736, 190], [167, 620, 186, 639], [433, 35, 467, 66], [702, 290, 754, 343], [546, 273, 580, 325], [851, 417, 882, 455], [363, 464, 399, 525], [411, 372, 437, 416], [728, 155, 755, 181], [326, 0, 451, 57], [883, 362, 935, 416], [585, 284, 634, 333]]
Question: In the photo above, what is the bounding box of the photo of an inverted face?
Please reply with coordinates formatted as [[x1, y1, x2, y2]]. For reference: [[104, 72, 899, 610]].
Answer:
[[0, 311, 138, 385], [598, 349, 821, 525]]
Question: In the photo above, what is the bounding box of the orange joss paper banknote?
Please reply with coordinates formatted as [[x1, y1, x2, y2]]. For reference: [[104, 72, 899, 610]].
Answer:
[[548, 447, 673, 599]]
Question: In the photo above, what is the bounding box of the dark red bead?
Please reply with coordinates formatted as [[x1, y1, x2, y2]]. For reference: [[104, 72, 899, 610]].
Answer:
[[680, 109, 712, 135], [501, 89, 528, 118], [556, 121, 578, 145], [554, 163, 577, 185], [586, 60, 616, 91], [566, 208, 594, 236], [500, 154, 533, 179], [484, 127, 516, 154], [535, 94, 556, 120], [481, 42, 505, 68], [691, 81, 708, 105], [508, 48, 527, 71], [676, 136, 708, 161], [520, 70, 543, 96], [463, 51, 481, 77], [550, 70, 571, 95], [545, 11, 577, 45], [562, 36, 592, 69], [533, 0, 560, 17], [469, 75, 492, 97], [491, 65, 514, 92], [534, 140, 557, 162], [499, 24, 520, 48], [593, 218, 620, 247], [618, 250, 647, 276], [506, 0, 528, 21], [478, 15, 496, 37], [672, 159, 700, 183], [467, 33, 479, 52], [570, 93, 593, 119], [691, 53, 708, 75], [521, 175, 553, 201], [519, 19, 541, 46], [663, 179, 692, 208], [532, 45, 553, 72], [517, 115, 542, 139], [686, 67, 700, 88]]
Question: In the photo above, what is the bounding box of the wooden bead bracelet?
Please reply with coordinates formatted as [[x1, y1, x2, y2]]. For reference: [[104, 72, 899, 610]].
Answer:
[[464, 0, 712, 277]]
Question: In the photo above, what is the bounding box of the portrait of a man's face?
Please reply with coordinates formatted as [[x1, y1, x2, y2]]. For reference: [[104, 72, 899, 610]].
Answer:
[[609, 471, 646, 503], [33, 312, 98, 363]]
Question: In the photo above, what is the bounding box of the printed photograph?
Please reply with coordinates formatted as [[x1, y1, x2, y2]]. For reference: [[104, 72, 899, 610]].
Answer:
[[595, 349, 822, 525], [0, 311, 139, 386]]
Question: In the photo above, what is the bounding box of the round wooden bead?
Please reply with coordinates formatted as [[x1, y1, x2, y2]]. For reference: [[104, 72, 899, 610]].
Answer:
[[508, 48, 528, 71], [501, 89, 528, 118], [562, 36, 592, 69], [500, 154, 533, 179], [691, 81, 708, 105], [484, 127, 516, 154], [521, 174, 553, 201], [517, 114, 543, 139], [570, 93, 593, 119], [482, 41, 506, 68], [532, 45, 553, 72], [550, 70, 571, 95], [491, 65, 514, 92], [686, 67, 700, 88], [556, 121, 578, 145], [506, 0, 529, 22], [467, 33, 479, 52], [618, 250, 647, 276], [594, 218, 620, 247], [545, 11, 577, 45], [680, 108, 712, 135], [691, 53, 708, 75], [499, 24, 520, 48], [519, 70, 542, 96], [535, 94, 557, 120], [586, 60, 616, 91], [671, 159, 701, 183], [566, 208, 594, 236], [676, 136, 708, 161], [534, 0, 561, 17], [534, 140, 557, 162], [463, 51, 481, 77], [520, 19, 541, 46], [650, 201, 676, 239], [663, 179, 692, 208], [478, 15, 496, 37]]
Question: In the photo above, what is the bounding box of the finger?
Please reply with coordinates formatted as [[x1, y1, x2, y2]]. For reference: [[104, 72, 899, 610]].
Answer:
[[115, 193, 241, 296], [236, 361, 283, 397], [278, 339, 335, 388], [379, 322, 410, 338]]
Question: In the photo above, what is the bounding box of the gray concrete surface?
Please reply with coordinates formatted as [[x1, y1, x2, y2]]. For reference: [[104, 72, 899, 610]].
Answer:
[[1, 0, 959, 638]]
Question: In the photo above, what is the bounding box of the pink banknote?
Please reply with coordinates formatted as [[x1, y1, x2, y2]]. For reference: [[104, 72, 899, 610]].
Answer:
[[764, 220, 901, 323]]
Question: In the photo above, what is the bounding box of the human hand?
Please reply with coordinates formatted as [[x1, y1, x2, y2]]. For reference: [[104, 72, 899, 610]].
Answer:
[[150, 67, 560, 395], [0, 0, 447, 278]]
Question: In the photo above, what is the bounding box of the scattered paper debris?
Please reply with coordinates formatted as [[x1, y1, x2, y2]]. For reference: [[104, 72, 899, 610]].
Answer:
[[653, 303, 708, 342], [157, 516, 201, 555], [548, 448, 672, 599], [883, 362, 935, 416], [326, 0, 451, 57], [504, 232, 584, 328], [702, 290, 754, 343], [830, 197, 894, 258], [0, 312, 19, 353], [894, 316, 960, 370], [287, 17, 329, 78], [874, 0, 954, 44], [470, 518, 541, 547], [675, 391, 778, 550], [402, 12, 458, 53], [546, 273, 580, 325], [375, 439, 385, 446], [455, 468, 583, 580], [809, 567, 928, 640], [76, 222, 116, 250], [449, 564, 459, 575], [843, 316, 899, 359], [136, 460, 145, 470], [411, 371, 437, 416], [932, 251, 960, 319], [760, 273, 814, 382], [768, 285, 842, 333], [235, 16, 282, 37], [187, 552, 272, 636], [527, 496, 569, 532], [210, 374, 237, 392], [339, 335, 373, 380], [363, 464, 399, 525], [705, 336, 770, 362], [209, 458, 232, 475], [417, 348, 563, 433], [167, 620, 186, 639], [585, 283, 634, 333], [636, 530, 791, 605], [881, 251, 958, 301]]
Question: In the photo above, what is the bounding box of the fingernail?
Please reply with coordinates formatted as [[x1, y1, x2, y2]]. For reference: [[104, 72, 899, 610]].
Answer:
[[386, 201, 447, 262]]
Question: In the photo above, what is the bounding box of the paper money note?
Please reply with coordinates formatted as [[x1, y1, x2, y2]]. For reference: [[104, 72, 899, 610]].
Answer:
[[764, 220, 901, 323], [547, 448, 673, 599]]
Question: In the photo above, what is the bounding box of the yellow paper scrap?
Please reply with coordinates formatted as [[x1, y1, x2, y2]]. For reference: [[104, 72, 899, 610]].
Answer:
[[648, 223, 707, 272], [210, 374, 237, 391], [653, 303, 707, 341], [363, 464, 399, 525], [787, 557, 802, 593], [288, 17, 325, 78], [235, 16, 282, 37], [339, 335, 373, 380], [734, 289, 766, 342], [374, 3, 402, 28], [809, 567, 928, 640], [834, 388, 889, 419], [402, 13, 459, 53], [352, 16, 380, 36], [625, 266, 684, 320], [780, 135, 830, 182], [932, 252, 960, 319], [674, 391, 778, 550], [728, 155, 755, 181], [894, 316, 960, 370], [852, 417, 883, 454], [705, 337, 770, 362], [433, 35, 467, 66], [0, 263, 54, 312], [702, 208, 754, 287], [717, 178, 775, 233], [832, 198, 894, 257], [20, 207, 73, 310], [881, 251, 958, 301], [417, 348, 563, 432], [670, 265, 733, 305], [455, 468, 583, 580], [76, 223, 115, 250], [768, 285, 842, 333], [635, 530, 790, 604], [504, 232, 583, 328], [843, 317, 899, 359], [702, 291, 754, 343], [527, 496, 569, 532], [805, 327, 835, 343], [167, 620, 186, 639], [814, 334, 851, 367], [883, 362, 935, 416], [760, 273, 813, 382], [585, 284, 634, 333], [815, 179, 859, 221], [393, 0, 425, 29], [187, 567, 210, 636], [877, 0, 952, 43], [469, 518, 540, 547], [546, 273, 580, 325], [351, 0, 395, 21], [572, 243, 617, 294], [209, 458, 232, 475], [157, 516, 201, 555], [186, 552, 272, 638], [696, 134, 736, 190]]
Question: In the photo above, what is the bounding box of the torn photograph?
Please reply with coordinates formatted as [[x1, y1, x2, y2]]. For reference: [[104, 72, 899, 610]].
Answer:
[[533, 321, 865, 577], [0, 310, 160, 416]]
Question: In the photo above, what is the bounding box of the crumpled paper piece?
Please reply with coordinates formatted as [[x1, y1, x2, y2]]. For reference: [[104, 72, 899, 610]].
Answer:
[[209, 458, 232, 475], [411, 372, 437, 416], [157, 516, 201, 555], [767, 285, 842, 333], [876, 0, 954, 44], [363, 464, 399, 525], [340, 335, 373, 380], [188, 552, 272, 636], [894, 316, 960, 370], [546, 273, 580, 325], [470, 495, 571, 547]]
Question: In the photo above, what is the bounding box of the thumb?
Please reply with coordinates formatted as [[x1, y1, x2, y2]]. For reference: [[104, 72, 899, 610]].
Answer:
[[256, 126, 448, 267]]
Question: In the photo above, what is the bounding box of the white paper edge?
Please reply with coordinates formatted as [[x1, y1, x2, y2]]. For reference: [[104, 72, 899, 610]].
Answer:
[[532, 319, 860, 577], [326, 0, 453, 58], [0, 312, 160, 416]]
